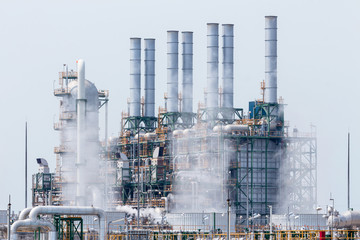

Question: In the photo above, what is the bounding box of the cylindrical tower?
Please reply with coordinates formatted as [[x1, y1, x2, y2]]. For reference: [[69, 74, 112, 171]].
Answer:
[[181, 31, 193, 113], [222, 24, 234, 109], [144, 38, 155, 117], [57, 61, 100, 207], [264, 16, 278, 104], [76, 59, 86, 206], [130, 38, 141, 116], [207, 23, 219, 109], [167, 31, 179, 113]]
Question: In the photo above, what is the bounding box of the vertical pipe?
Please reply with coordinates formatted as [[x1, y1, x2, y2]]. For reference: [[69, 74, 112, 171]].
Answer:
[[144, 39, 155, 117], [25, 122, 27, 208], [105, 100, 108, 210], [167, 31, 179, 112], [66, 65, 69, 87], [222, 24, 234, 109], [130, 38, 141, 117], [264, 16, 278, 103], [207, 23, 219, 109], [76, 59, 86, 206], [227, 198, 231, 240], [182, 31, 193, 113]]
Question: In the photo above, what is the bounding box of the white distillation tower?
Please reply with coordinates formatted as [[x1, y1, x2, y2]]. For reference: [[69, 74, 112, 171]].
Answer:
[[57, 60, 102, 207]]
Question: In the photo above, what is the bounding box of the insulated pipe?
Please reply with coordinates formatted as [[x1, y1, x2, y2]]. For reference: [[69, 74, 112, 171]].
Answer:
[[222, 24, 234, 109], [207, 23, 219, 109], [144, 38, 155, 117], [18, 207, 32, 220], [11, 219, 56, 240], [76, 59, 86, 206], [29, 206, 106, 240], [130, 38, 141, 116], [264, 16, 278, 103], [181, 31, 193, 113], [167, 31, 179, 112]]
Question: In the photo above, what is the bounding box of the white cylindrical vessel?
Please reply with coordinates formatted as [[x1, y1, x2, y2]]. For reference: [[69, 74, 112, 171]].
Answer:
[[167, 31, 179, 112], [76, 59, 86, 206], [130, 38, 141, 116], [328, 211, 360, 228], [264, 16, 278, 103], [207, 23, 219, 109], [182, 31, 193, 113], [222, 24, 234, 109], [144, 38, 155, 117]]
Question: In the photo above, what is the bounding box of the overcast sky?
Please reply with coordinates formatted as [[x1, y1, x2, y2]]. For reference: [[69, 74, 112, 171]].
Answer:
[[0, 0, 359, 213]]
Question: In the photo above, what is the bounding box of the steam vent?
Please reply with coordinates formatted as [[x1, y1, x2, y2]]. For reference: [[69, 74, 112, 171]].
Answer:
[[23, 16, 318, 239]]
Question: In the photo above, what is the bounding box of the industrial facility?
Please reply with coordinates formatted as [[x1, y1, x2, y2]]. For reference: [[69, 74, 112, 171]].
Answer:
[[6, 16, 343, 240]]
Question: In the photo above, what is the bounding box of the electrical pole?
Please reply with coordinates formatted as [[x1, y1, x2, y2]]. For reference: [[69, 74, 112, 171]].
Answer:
[[25, 122, 28, 208], [7, 195, 11, 240], [348, 132, 350, 210]]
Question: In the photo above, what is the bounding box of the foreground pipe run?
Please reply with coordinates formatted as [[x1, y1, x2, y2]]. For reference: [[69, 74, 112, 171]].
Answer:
[[222, 24, 234, 109], [167, 31, 179, 112], [144, 38, 155, 117], [181, 31, 193, 113], [130, 38, 141, 116], [11, 219, 56, 240], [207, 23, 219, 109], [18, 207, 32, 220], [76, 59, 86, 206], [29, 206, 106, 240], [264, 16, 278, 103]]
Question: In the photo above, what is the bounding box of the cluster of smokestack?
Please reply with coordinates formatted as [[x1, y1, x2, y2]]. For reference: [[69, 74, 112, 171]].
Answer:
[[206, 23, 234, 110], [129, 31, 194, 117], [129, 16, 278, 117], [206, 18, 278, 109], [129, 38, 156, 117], [167, 31, 194, 113]]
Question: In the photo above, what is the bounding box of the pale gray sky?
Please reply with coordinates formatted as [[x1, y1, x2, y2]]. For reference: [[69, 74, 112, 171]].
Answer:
[[1, 0, 359, 213]]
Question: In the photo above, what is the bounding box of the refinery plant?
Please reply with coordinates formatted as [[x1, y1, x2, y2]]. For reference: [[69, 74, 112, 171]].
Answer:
[[7, 15, 360, 240]]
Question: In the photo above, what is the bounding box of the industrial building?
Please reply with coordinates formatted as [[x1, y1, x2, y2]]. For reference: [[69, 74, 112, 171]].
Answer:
[[26, 16, 319, 238]]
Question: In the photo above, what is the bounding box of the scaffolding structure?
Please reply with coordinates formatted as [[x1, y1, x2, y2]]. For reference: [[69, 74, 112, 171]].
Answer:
[[104, 101, 317, 222]]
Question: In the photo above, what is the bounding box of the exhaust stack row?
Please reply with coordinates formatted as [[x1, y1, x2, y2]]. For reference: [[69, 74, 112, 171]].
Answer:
[[129, 38, 156, 118], [206, 23, 235, 110], [129, 16, 278, 118], [166, 31, 194, 113]]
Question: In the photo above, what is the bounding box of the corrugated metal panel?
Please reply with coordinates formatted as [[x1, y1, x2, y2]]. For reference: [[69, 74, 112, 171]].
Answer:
[[272, 214, 327, 230], [166, 213, 236, 232], [0, 210, 6, 225]]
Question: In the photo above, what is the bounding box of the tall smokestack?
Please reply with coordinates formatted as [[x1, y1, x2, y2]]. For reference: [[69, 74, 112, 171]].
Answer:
[[265, 16, 278, 103], [167, 31, 179, 113], [181, 31, 193, 113], [76, 59, 86, 206], [144, 38, 155, 117], [207, 23, 219, 109], [222, 24, 234, 109], [130, 38, 141, 116]]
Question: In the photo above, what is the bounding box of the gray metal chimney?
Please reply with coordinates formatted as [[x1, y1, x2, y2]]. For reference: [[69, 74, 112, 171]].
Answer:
[[144, 38, 155, 117], [130, 38, 141, 117], [222, 24, 234, 109], [207, 23, 219, 109], [167, 31, 179, 113], [181, 31, 193, 113], [265, 16, 278, 103]]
